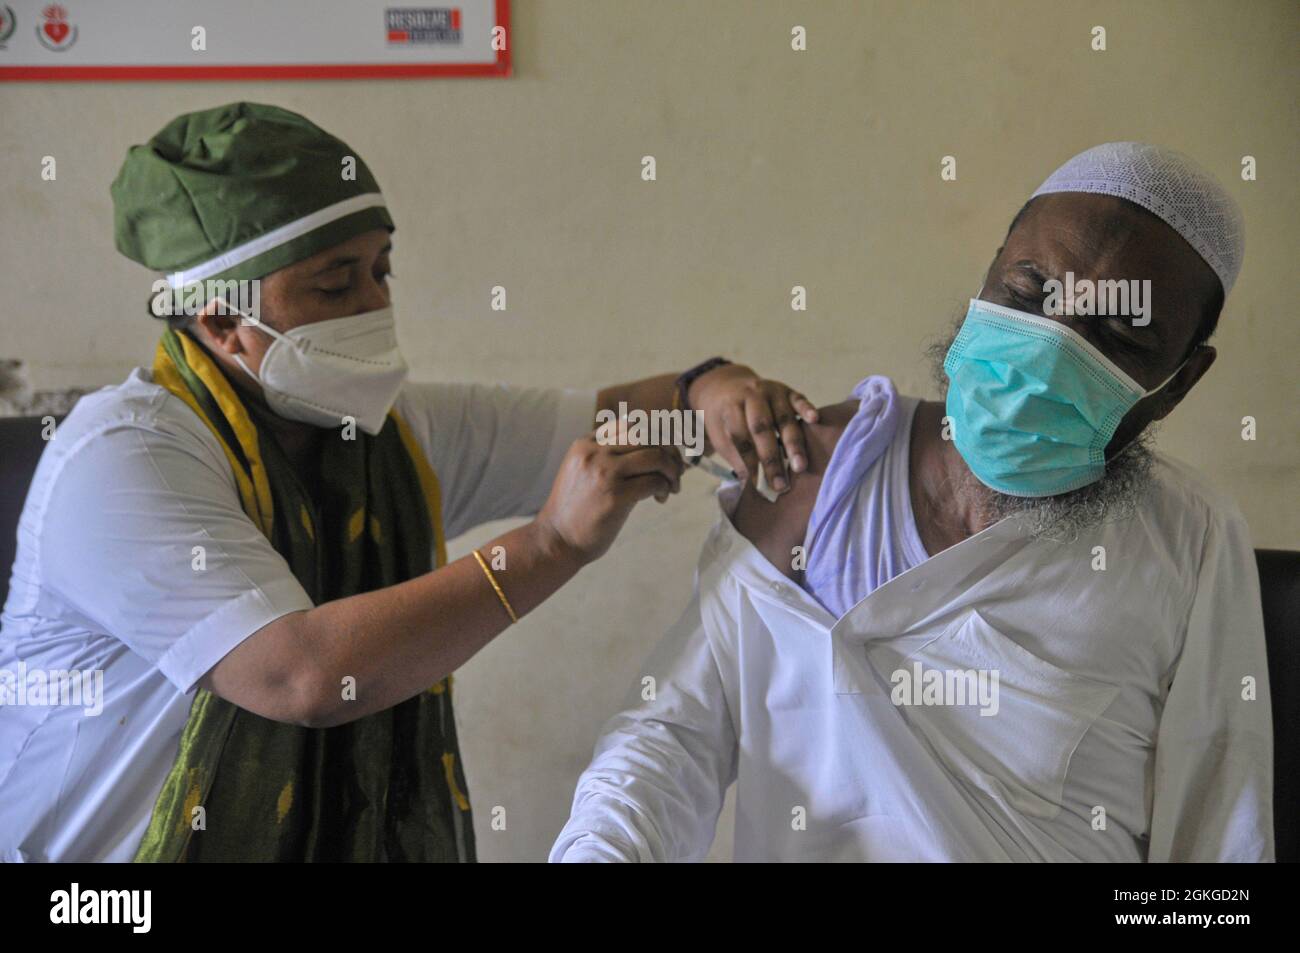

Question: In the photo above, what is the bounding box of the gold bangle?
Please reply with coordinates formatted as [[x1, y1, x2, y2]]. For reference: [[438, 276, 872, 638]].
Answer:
[[473, 549, 518, 624]]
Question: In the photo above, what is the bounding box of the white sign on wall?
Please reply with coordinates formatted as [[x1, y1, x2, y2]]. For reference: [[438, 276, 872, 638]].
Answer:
[[0, 1, 510, 80]]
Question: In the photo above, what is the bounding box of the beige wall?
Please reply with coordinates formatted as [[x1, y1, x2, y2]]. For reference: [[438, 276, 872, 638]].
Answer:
[[1, 1, 1295, 861]]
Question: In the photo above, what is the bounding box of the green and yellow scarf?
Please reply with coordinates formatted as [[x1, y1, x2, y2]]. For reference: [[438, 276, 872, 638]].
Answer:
[[134, 328, 474, 862]]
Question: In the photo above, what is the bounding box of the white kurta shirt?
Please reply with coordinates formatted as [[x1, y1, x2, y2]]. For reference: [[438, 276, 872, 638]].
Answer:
[[0, 369, 594, 862], [551, 455, 1274, 862]]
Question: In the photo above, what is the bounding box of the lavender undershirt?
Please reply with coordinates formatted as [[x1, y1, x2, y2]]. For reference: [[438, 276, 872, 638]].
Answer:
[[800, 376, 929, 619]]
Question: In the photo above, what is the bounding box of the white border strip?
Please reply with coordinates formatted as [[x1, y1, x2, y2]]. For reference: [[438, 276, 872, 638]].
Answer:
[[167, 193, 387, 287]]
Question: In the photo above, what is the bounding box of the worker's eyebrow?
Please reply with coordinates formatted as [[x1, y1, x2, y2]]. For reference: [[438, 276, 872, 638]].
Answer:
[[308, 256, 358, 277], [307, 243, 393, 278]]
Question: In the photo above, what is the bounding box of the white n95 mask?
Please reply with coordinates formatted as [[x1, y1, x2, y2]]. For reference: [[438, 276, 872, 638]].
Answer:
[[227, 305, 408, 435]]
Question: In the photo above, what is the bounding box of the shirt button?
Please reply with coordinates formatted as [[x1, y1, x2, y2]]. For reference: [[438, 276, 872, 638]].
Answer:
[[910, 581, 925, 592], [716, 534, 732, 553], [770, 580, 788, 596]]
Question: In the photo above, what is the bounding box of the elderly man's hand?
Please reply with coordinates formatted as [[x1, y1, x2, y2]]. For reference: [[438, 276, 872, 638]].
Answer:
[[687, 364, 819, 494]]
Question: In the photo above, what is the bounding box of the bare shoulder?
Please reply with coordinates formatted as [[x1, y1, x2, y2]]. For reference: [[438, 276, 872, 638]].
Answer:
[[731, 399, 858, 579]]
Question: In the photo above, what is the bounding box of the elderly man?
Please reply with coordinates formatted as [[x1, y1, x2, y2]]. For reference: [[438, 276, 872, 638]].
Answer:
[[551, 143, 1274, 862], [0, 102, 820, 862]]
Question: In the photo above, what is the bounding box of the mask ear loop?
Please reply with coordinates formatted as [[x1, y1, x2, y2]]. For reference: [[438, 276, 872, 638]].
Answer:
[[1110, 351, 1197, 464], [207, 296, 287, 338], [204, 296, 286, 384], [1138, 353, 1194, 398]]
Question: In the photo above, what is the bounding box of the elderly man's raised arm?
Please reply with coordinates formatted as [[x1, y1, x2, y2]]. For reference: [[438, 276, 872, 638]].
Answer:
[[549, 590, 738, 862], [1148, 502, 1275, 862]]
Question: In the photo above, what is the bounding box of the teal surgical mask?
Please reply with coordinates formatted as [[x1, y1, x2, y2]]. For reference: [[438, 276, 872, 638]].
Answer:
[[943, 298, 1186, 497]]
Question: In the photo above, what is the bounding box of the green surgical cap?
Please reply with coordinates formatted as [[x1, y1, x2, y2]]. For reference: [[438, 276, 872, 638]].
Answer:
[[111, 101, 394, 287]]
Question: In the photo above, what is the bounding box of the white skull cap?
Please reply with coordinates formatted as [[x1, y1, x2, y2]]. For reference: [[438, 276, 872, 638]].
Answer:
[[1030, 142, 1245, 295]]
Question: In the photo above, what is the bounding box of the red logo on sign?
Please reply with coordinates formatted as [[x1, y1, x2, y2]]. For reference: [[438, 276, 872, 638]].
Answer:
[[36, 4, 76, 50]]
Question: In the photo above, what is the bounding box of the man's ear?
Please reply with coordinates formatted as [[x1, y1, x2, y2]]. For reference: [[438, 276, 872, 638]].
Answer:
[[1151, 345, 1216, 422], [193, 300, 245, 356]]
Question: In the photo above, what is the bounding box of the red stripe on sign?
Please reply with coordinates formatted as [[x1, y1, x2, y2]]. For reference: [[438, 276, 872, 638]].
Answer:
[[0, 62, 505, 80], [452, 9, 461, 30], [387, 30, 409, 42]]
